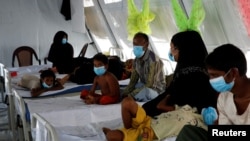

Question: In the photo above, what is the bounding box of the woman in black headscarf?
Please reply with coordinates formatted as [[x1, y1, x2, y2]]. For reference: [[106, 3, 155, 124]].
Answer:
[[142, 30, 218, 117], [48, 31, 74, 74]]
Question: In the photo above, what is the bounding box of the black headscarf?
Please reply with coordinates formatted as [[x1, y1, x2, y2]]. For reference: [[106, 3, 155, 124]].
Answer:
[[48, 31, 74, 74], [171, 30, 208, 72]]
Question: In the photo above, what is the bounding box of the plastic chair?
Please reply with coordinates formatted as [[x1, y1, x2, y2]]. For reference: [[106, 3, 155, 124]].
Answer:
[[12, 46, 41, 67], [13, 89, 32, 141], [32, 113, 59, 141]]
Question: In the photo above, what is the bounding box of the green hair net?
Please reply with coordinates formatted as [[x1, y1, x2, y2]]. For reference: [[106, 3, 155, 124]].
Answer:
[[127, 0, 155, 40], [171, 0, 205, 33]]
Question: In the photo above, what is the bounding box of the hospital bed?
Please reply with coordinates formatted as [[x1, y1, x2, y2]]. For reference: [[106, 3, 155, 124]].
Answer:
[[0, 63, 17, 141], [31, 113, 58, 141], [7, 64, 176, 141]]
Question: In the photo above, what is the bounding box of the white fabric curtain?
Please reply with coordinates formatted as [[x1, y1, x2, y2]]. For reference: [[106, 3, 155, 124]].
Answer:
[[0, 0, 90, 67]]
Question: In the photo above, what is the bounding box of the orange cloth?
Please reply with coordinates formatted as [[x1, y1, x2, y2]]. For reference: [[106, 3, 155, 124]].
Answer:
[[80, 89, 89, 99], [99, 95, 119, 105]]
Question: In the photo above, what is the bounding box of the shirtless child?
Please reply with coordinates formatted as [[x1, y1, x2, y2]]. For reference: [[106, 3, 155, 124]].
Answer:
[[80, 53, 120, 105]]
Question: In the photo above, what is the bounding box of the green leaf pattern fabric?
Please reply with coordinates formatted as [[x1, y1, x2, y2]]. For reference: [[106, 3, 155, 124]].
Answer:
[[171, 0, 205, 32], [127, 0, 155, 40]]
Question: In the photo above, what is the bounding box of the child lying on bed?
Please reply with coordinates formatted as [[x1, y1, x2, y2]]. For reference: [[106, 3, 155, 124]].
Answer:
[[80, 53, 120, 105], [18, 69, 64, 97]]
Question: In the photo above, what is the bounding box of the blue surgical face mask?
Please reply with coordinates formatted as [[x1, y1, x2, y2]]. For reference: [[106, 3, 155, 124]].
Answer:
[[133, 46, 145, 58], [209, 70, 234, 93], [94, 66, 106, 76], [62, 38, 67, 44], [168, 51, 175, 62], [42, 82, 52, 89]]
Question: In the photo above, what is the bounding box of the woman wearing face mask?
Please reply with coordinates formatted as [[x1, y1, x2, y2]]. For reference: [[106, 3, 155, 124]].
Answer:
[[48, 31, 74, 74], [142, 30, 218, 117], [121, 32, 166, 102]]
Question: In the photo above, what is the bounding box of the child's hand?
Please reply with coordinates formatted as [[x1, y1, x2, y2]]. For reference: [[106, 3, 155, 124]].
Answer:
[[84, 95, 95, 104], [56, 78, 63, 85]]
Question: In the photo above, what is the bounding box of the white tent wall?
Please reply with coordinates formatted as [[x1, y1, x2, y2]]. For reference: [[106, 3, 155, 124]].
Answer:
[[0, 0, 250, 74], [0, 0, 91, 67], [85, 0, 250, 76], [184, 0, 250, 76]]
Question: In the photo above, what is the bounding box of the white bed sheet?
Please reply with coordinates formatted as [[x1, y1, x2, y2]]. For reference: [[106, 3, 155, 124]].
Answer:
[[27, 95, 131, 140], [9, 65, 176, 141], [29, 96, 176, 141], [8, 64, 130, 98], [27, 95, 176, 141], [14, 79, 129, 98]]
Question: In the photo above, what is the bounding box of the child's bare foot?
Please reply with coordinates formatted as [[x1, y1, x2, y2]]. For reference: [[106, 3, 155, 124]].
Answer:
[[102, 127, 111, 135], [59, 75, 70, 85], [141, 127, 152, 141], [84, 99, 93, 104], [31, 88, 39, 93]]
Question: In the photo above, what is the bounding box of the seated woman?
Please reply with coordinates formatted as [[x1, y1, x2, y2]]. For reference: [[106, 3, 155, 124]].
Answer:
[[142, 30, 219, 117], [47, 31, 74, 74], [18, 69, 64, 97], [102, 30, 218, 141]]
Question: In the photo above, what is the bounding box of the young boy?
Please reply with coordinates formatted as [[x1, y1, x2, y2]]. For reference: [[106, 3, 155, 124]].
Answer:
[[18, 69, 64, 97], [175, 44, 250, 141], [80, 53, 120, 105]]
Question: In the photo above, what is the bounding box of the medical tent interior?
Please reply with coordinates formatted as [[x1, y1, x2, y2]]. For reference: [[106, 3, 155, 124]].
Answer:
[[0, 0, 250, 140]]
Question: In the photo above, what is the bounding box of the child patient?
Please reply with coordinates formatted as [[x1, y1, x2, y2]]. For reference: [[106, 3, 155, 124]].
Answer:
[[80, 53, 120, 105], [18, 69, 64, 97]]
